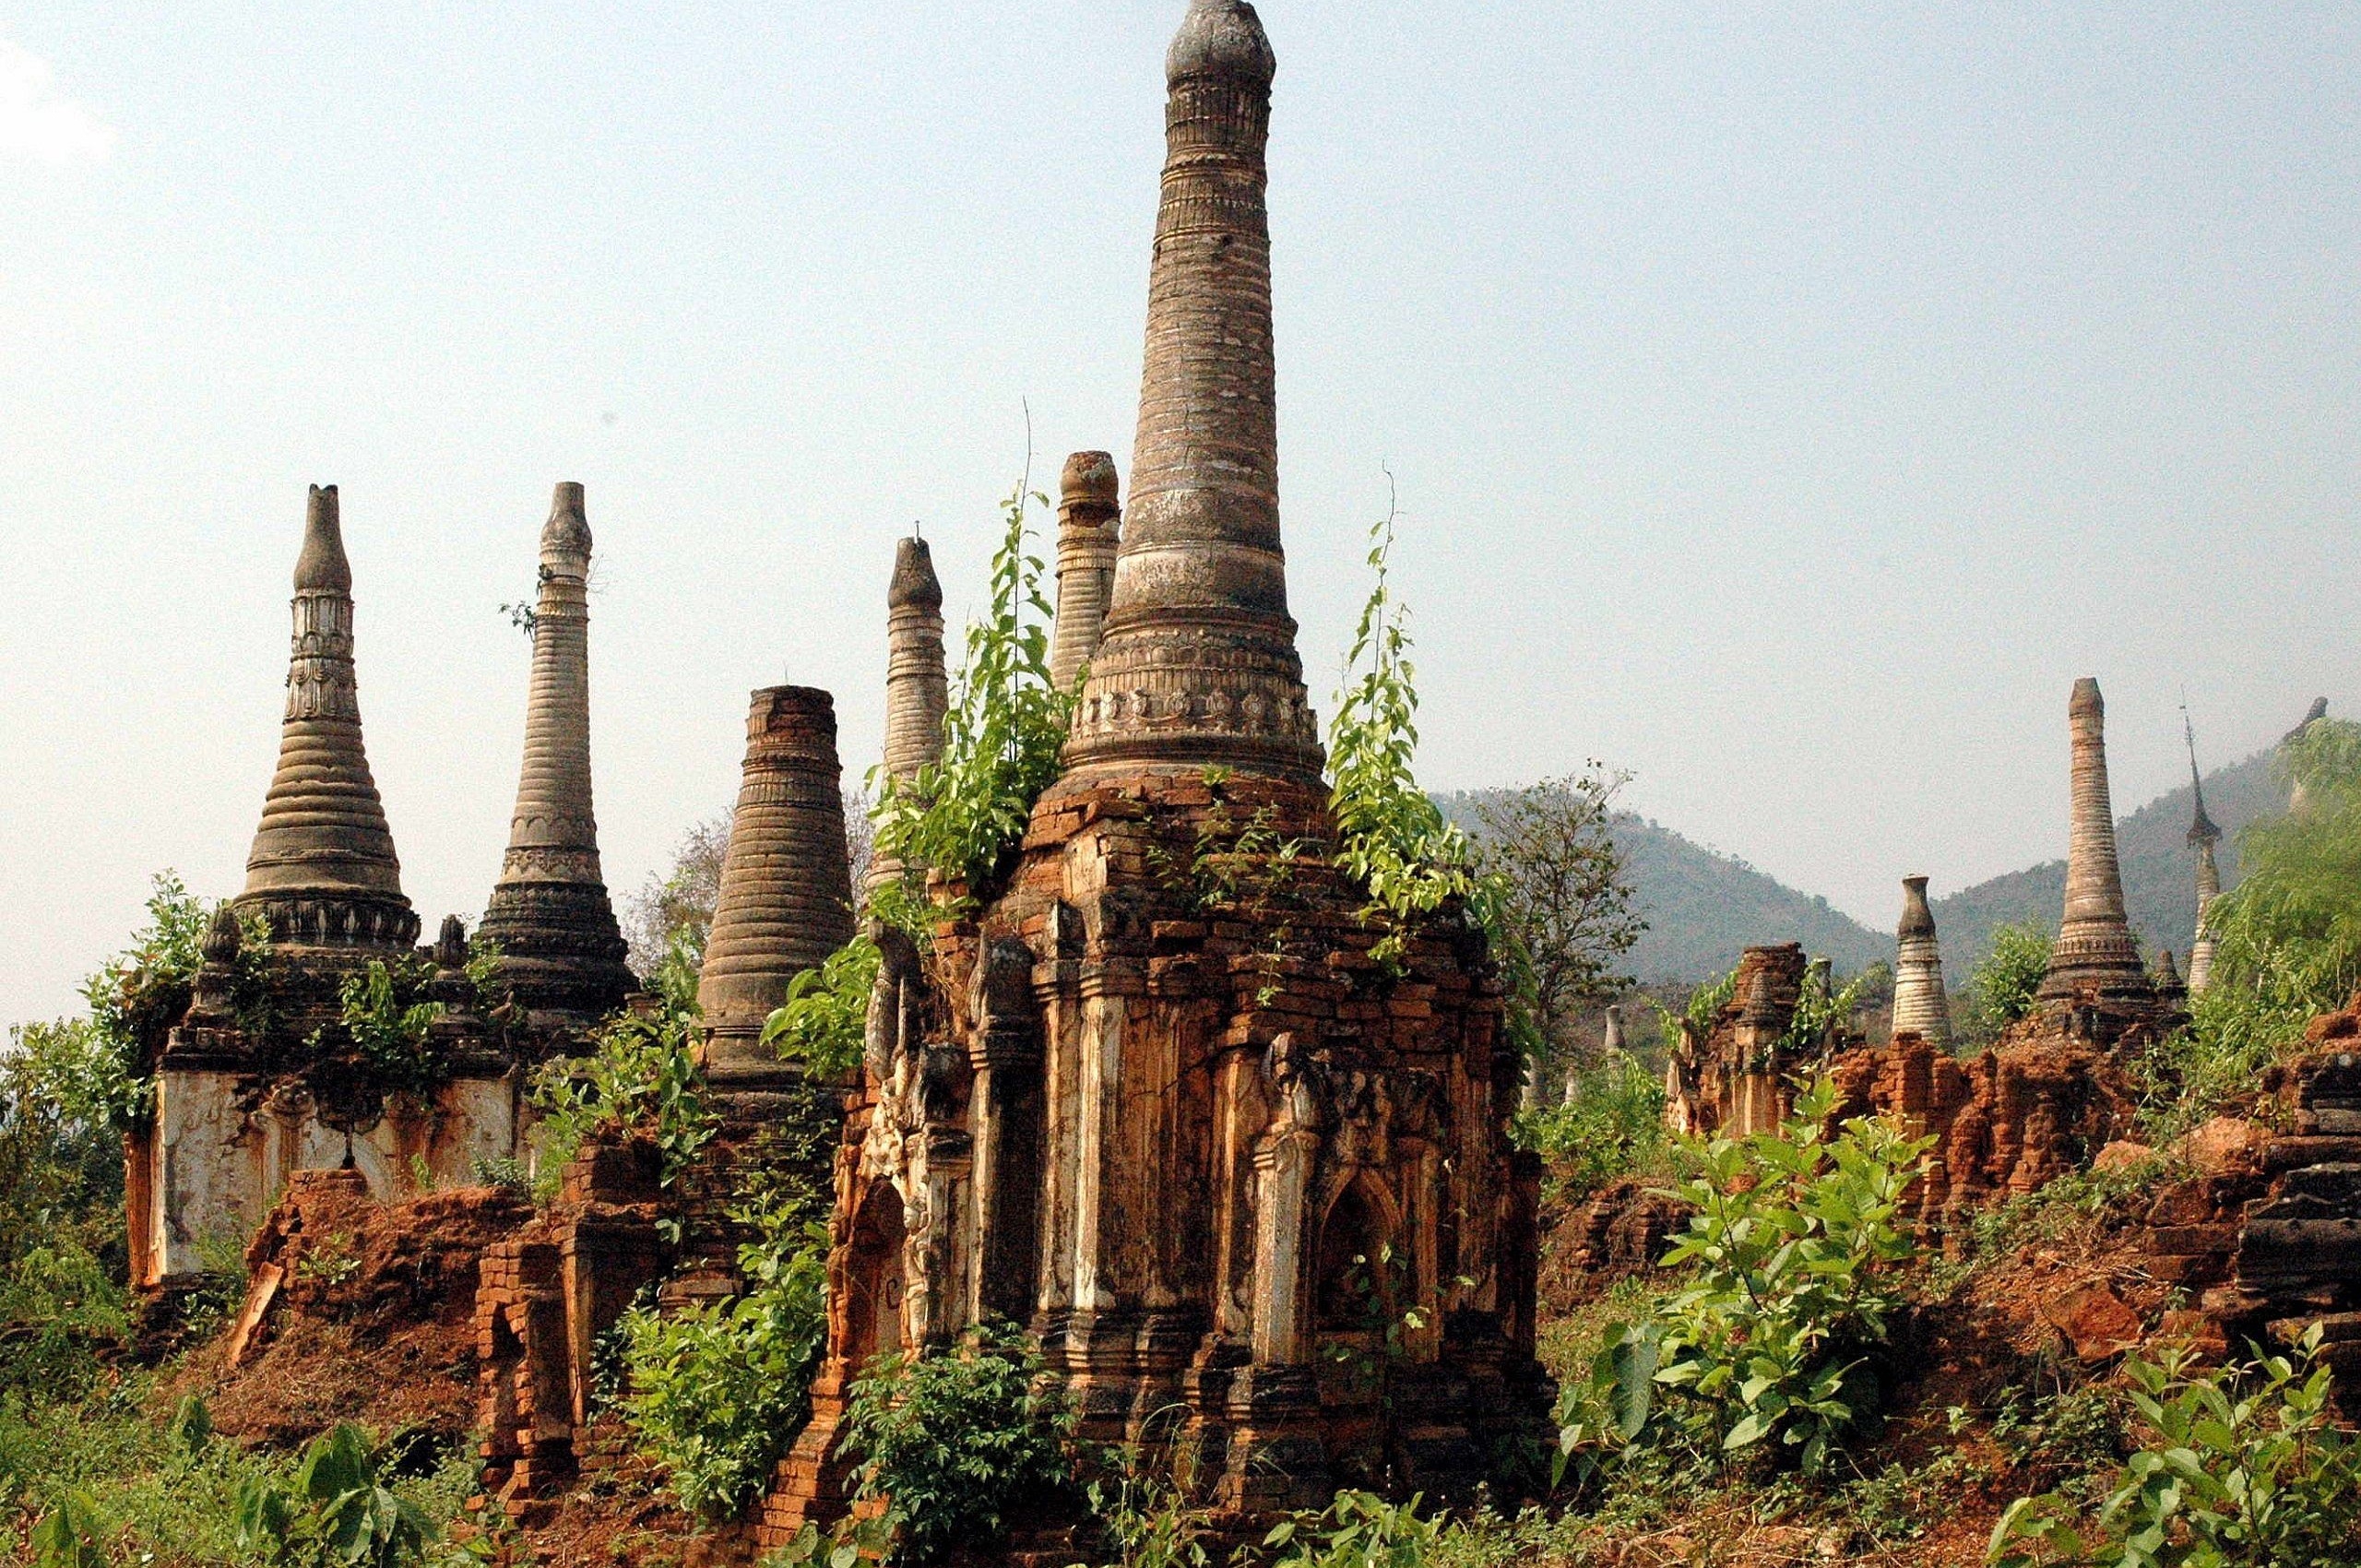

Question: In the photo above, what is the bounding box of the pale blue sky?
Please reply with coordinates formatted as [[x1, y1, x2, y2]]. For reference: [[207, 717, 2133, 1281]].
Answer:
[[5, 3, 2357, 1022]]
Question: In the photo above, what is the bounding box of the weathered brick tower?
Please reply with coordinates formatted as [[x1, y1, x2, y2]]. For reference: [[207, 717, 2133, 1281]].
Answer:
[[1890, 874, 1952, 1048], [477, 482, 635, 1032], [766, 1, 1544, 1535]]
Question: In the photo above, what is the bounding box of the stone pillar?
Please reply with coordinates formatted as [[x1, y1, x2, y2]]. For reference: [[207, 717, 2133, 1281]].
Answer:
[[1891, 875, 1952, 1048], [870, 538, 949, 893], [478, 482, 634, 1027], [1048, 451, 1121, 694], [2187, 766, 2224, 995], [1060, 0, 1324, 790], [2188, 840, 2222, 994], [234, 484, 419, 953], [2038, 679, 2153, 1004], [698, 687, 857, 1096], [1569, 1003, 1624, 1101]]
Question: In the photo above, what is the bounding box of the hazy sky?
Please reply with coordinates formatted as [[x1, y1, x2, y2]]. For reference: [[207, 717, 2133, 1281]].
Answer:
[[5, 3, 2357, 1025]]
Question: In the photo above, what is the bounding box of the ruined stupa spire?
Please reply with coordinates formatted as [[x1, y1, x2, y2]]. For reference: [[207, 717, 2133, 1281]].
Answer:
[[1048, 451, 1121, 694], [235, 485, 419, 951], [2184, 721, 2224, 994], [1061, 0, 1323, 788], [1890, 875, 1952, 1047], [882, 538, 948, 786], [870, 537, 950, 892], [477, 482, 634, 1023], [2037, 678, 2153, 1004], [698, 686, 857, 1087]]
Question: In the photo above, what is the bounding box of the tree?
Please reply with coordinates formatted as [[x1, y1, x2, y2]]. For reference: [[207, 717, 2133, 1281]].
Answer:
[[1470, 770, 1645, 1090], [1966, 921, 2051, 1041]]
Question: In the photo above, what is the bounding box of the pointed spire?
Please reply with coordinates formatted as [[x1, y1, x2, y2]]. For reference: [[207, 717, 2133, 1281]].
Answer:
[[478, 482, 634, 1025], [882, 537, 948, 785], [235, 485, 418, 952], [872, 537, 950, 894], [1048, 451, 1121, 695], [2183, 714, 2222, 994], [1062, 0, 1323, 788], [698, 686, 857, 1087], [1891, 876, 1952, 1048], [2037, 678, 2153, 1004]]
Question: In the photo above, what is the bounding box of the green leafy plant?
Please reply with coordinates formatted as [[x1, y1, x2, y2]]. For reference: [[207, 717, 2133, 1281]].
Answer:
[[1971, 922, 2055, 1040], [1325, 482, 1489, 973], [1263, 1491, 1444, 1568], [528, 995, 715, 1206], [80, 873, 276, 1128], [609, 1194, 831, 1520], [1558, 1079, 1929, 1482], [1988, 1331, 2361, 1568], [840, 1323, 1078, 1565], [337, 956, 449, 1099], [871, 477, 1074, 909], [761, 931, 883, 1082], [1513, 1050, 1667, 1203], [1779, 963, 1869, 1061], [233, 1423, 436, 1568], [30, 1491, 110, 1568]]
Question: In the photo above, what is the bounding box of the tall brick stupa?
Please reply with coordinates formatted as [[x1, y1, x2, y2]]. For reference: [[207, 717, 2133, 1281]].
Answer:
[[233, 484, 420, 956], [2037, 679, 2154, 1007], [765, 2, 1545, 1539], [477, 483, 634, 1028]]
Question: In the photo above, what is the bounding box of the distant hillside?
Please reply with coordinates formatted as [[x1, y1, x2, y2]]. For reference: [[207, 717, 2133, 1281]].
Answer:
[[1931, 747, 2285, 977], [1437, 792, 1892, 984]]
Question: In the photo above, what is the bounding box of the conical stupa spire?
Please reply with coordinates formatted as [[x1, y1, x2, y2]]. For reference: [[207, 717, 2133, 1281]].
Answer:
[[1048, 451, 1121, 694], [698, 686, 857, 1087], [2038, 679, 2153, 1004], [235, 485, 418, 951], [1061, 0, 1323, 788], [1890, 876, 1952, 1047], [2185, 722, 2223, 994], [478, 482, 633, 1023]]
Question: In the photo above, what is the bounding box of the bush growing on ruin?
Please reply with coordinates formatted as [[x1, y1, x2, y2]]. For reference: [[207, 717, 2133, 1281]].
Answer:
[[610, 1200, 831, 1521], [1968, 922, 2054, 1040], [1469, 771, 1645, 1078], [1557, 1078, 1929, 1484], [80, 873, 275, 1128], [1988, 1330, 2361, 1568], [760, 930, 881, 1082], [837, 1324, 1079, 1565], [528, 994, 714, 1206], [872, 479, 1073, 910]]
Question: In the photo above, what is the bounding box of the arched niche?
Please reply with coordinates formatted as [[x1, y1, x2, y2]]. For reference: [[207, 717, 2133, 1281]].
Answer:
[[843, 1180, 909, 1374]]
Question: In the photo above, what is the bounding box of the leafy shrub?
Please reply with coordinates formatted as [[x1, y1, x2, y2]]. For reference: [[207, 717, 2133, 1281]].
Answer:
[[1558, 1079, 1929, 1481], [1264, 1491, 1444, 1568], [1513, 1051, 1667, 1202], [234, 1423, 436, 1567], [337, 956, 449, 1099], [1970, 922, 2054, 1040], [1988, 1331, 2361, 1568], [528, 997, 714, 1205], [761, 932, 882, 1081], [0, 1242, 130, 1396], [1326, 491, 1489, 973], [609, 1199, 830, 1520], [80, 874, 276, 1128], [1, 1018, 130, 1287], [840, 1324, 1077, 1565], [872, 480, 1074, 907]]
